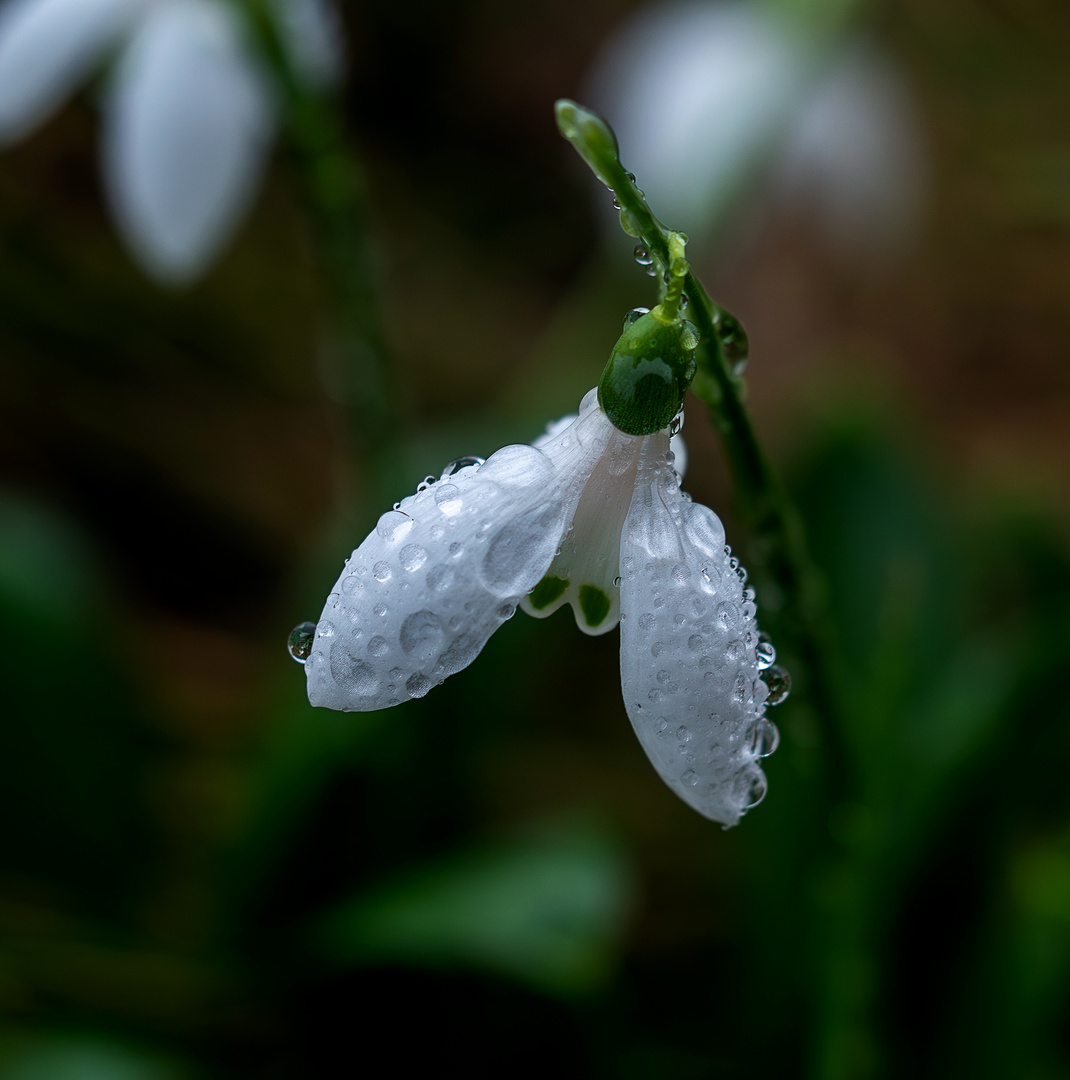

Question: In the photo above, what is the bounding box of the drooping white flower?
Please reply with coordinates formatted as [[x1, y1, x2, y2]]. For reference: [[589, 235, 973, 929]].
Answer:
[[0, 0, 340, 282], [303, 388, 779, 827]]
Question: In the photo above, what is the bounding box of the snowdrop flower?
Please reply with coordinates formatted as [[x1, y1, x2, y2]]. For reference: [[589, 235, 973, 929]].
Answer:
[[299, 381, 781, 827], [586, 0, 925, 256], [0, 0, 341, 282]]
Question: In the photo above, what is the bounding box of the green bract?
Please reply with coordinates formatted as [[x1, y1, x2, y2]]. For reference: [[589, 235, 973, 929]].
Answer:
[[598, 308, 698, 436]]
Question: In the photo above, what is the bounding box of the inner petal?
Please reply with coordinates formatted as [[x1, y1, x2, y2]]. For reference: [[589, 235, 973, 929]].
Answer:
[[522, 424, 650, 636]]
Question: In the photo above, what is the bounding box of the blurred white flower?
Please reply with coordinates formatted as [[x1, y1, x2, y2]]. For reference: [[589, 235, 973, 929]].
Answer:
[[301, 388, 780, 827], [587, 0, 925, 256], [0, 0, 342, 283]]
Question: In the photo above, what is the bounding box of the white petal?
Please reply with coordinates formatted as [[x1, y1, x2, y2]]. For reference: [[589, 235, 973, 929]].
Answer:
[[102, 0, 274, 283], [619, 438, 771, 826], [266, 0, 344, 89], [522, 420, 650, 636], [0, 0, 142, 145], [307, 391, 616, 711]]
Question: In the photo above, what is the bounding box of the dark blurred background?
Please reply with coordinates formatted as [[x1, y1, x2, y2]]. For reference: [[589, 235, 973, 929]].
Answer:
[[0, 0, 1068, 1076]]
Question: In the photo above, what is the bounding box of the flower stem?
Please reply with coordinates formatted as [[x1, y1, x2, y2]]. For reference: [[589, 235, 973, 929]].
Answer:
[[244, 0, 393, 452], [555, 99, 844, 759]]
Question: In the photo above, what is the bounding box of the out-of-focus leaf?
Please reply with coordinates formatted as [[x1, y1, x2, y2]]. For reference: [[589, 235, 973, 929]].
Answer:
[[0, 492, 153, 907], [0, 1031, 193, 1080], [312, 821, 634, 997]]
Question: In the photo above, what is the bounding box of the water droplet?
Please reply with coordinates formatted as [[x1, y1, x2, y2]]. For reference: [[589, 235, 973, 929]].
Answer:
[[680, 320, 700, 352], [405, 671, 433, 698], [633, 243, 653, 267], [448, 541, 464, 558], [623, 306, 650, 330], [626, 171, 636, 182], [611, 196, 621, 209], [756, 719, 780, 757], [669, 411, 683, 437], [671, 563, 691, 586], [399, 544, 428, 572], [682, 769, 698, 787], [613, 575, 622, 587], [441, 456, 485, 478], [399, 610, 444, 662], [287, 621, 316, 663], [762, 664, 791, 705], [687, 633, 704, 651], [373, 561, 392, 583], [717, 310, 749, 376], [743, 771, 768, 809], [756, 632, 776, 670], [725, 639, 745, 662], [376, 510, 413, 543], [638, 612, 656, 630], [679, 293, 689, 311], [368, 635, 388, 657], [676, 725, 692, 743]]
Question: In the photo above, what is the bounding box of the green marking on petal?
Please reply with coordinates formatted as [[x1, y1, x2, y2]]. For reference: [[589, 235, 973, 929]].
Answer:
[[578, 584, 611, 627], [529, 575, 569, 610]]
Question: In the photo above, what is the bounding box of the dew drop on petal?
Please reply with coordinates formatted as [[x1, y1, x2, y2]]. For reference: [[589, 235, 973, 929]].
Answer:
[[434, 484, 463, 516], [376, 510, 413, 542], [405, 672, 433, 698], [756, 632, 777, 670], [441, 455, 485, 478], [762, 664, 792, 705], [756, 719, 780, 757], [399, 544, 428, 571], [287, 621, 317, 663], [373, 561, 392, 583], [633, 243, 653, 267], [744, 771, 768, 809]]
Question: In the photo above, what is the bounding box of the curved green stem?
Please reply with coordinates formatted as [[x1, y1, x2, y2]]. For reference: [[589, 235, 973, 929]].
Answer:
[[556, 99, 846, 771]]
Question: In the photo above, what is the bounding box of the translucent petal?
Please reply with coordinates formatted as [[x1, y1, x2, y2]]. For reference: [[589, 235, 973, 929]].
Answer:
[[307, 391, 616, 711], [619, 438, 771, 826], [522, 422, 649, 636], [101, 0, 274, 283], [0, 0, 142, 145]]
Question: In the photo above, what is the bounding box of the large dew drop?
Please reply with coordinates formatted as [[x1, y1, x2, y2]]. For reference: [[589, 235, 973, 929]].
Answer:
[[288, 622, 317, 663]]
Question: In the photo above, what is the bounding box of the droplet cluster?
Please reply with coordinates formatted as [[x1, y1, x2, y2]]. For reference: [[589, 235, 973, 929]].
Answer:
[[619, 444, 781, 826], [304, 393, 616, 713]]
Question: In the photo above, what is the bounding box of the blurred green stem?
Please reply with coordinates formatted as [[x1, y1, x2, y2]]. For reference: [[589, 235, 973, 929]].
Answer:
[[244, 0, 393, 453]]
